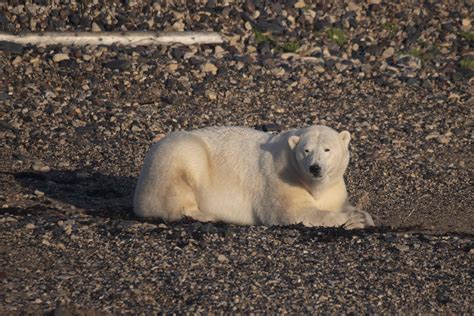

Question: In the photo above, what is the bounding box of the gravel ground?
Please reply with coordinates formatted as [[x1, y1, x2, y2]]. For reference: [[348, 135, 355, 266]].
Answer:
[[1, 1, 473, 313]]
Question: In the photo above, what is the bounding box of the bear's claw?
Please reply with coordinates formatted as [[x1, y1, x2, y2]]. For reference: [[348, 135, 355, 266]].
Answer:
[[343, 210, 375, 229]]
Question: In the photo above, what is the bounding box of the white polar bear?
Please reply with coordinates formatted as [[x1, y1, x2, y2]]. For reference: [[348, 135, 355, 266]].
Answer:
[[134, 125, 374, 229]]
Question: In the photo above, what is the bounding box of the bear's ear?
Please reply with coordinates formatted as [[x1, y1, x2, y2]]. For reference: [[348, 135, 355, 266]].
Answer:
[[288, 135, 300, 150], [339, 131, 351, 146]]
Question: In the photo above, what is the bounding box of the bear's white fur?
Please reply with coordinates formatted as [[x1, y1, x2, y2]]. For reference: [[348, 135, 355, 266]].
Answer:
[[134, 125, 374, 229]]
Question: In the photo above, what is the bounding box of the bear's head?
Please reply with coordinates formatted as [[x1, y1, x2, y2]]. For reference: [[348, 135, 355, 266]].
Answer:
[[288, 126, 351, 185]]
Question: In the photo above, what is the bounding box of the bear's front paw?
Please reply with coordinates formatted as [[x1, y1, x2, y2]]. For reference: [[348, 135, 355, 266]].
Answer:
[[343, 210, 375, 229]]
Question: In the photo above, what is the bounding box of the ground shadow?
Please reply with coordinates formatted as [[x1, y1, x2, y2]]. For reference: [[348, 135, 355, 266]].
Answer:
[[9, 170, 136, 219]]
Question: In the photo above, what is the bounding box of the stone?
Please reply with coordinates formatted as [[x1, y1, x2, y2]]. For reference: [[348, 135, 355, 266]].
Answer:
[[166, 63, 179, 73], [26, 223, 36, 229], [205, 90, 217, 100], [294, 1, 306, 9], [34, 190, 45, 197], [395, 244, 409, 252], [11, 56, 22, 66], [53, 53, 69, 63], [397, 55, 421, 69], [91, 22, 102, 32], [436, 135, 450, 144], [382, 47, 395, 59], [32, 161, 50, 173], [103, 60, 130, 70], [201, 62, 218, 75], [217, 254, 228, 263]]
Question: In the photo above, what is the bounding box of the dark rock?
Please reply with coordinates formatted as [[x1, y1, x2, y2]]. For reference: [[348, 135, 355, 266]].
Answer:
[[244, 0, 256, 13], [103, 60, 130, 70], [192, 83, 205, 95], [171, 47, 186, 59], [255, 20, 285, 35], [69, 13, 80, 26], [0, 93, 10, 101], [160, 95, 176, 105], [255, 123, 282, 133], [406, 78, 419, 86], [81, 17, 92, 28], [0, 120, 15, 132], [441, 23, 454, 32], [58, 59, 78, 68], [0, 11, 12, 32], [436, 286, 451, 305]]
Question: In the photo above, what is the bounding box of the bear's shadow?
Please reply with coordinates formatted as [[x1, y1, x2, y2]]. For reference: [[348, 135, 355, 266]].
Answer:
[[11, 170, 137, 220]]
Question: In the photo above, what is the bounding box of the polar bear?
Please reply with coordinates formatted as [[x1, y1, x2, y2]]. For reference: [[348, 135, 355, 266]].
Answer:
[[134, 125, 374, 229]]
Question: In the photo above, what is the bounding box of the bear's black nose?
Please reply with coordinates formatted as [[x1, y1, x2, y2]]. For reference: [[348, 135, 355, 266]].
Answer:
[[309, 164, 321, 177]]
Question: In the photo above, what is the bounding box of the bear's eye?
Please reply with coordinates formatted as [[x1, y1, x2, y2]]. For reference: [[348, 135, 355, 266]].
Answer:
[[324, 148, 330, 152], [304, 149, 310, 154]]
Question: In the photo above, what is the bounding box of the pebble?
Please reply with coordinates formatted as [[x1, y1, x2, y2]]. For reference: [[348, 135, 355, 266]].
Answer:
[[382, 47, 395, 59], [294, 1, 306, 9], [205, 90, 217, 100], [53, 53, 69, 63], [34, 189, 45, 197], [395, 244, 410, 252], [166, 63, 179, 73], [25, 223, 35, 229], [201, 63, 218, 75], [397, 55, 421, 69], [91, 22, 102, 32], [11, 56, 22, 66], [436, 135, 450, 144], [217, 254, 228, 263], [3, 217, 17, 222], [32, 161, 50, 173], [103, 60, 130, 70]]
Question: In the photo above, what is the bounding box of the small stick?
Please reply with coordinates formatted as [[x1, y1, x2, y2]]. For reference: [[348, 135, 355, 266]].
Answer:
[[0, 31, 223, 46]]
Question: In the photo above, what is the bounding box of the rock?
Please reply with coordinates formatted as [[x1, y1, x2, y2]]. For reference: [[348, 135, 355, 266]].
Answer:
[[131, 125, 141, 132], [217, 254, 228, 263], [91, 22, 102, 32], [397, 55, 421, 69], [201, 63, 218, 75], [103, 60, 130, 70], [171, 47, 186, 59], [34, 189, 45, 197], [166, 63, 179, 73], [315, 66, 325, 73], [25, 223, 35, 229], [205, 90, 217, 100], [461, 18, 471, 28], [244, 0, 256, 13], [255, 123, 282, 132], [214, 46, 225, 58], [32, 161, 50, 173], [436, 135, 450, 144], [11, 56, 22, 66], [382, 47, 395, 59], [256, 20, 285, 35], [53, 53, 69, 63], [294, 1, 306, 9], [395, 244, 409, 252]]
